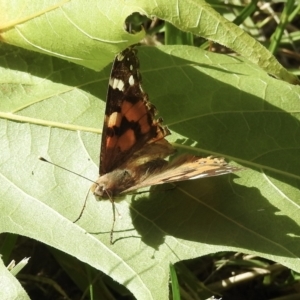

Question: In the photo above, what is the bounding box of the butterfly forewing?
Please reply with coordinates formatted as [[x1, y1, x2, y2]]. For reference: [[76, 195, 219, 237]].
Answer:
[[100, 47, 170, 175]]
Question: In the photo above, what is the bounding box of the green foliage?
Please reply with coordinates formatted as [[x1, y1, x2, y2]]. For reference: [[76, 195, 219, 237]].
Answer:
[[0, 1, 299, 299]]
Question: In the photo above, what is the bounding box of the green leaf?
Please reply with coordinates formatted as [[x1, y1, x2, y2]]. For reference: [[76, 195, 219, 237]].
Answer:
[[0, 0, 143, 70], [1, 43, 300, 300], [1, 0, 297, 83], [0, 258, 30, 300], [131, 0, 298, 83]]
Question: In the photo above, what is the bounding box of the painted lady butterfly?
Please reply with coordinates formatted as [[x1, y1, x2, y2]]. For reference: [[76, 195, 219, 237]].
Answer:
[[91, 47, 242, 244]]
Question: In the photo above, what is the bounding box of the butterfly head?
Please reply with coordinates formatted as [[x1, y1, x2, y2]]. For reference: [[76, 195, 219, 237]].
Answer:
[[91, 169, 135, 199]]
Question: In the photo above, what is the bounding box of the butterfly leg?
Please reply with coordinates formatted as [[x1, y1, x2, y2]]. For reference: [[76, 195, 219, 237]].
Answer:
[[110, 200, 116, 245], [105, 192, 122, 245], [105, 190, 120, 245], [73, 188, 90, 223]]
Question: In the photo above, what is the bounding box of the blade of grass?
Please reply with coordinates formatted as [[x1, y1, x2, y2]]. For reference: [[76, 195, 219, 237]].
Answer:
[[269, 0, 296, 53], [170, 263, 181, 300]]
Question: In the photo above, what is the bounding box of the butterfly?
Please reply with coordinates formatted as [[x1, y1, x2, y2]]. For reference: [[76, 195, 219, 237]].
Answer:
[[91, 47, 242, 244]]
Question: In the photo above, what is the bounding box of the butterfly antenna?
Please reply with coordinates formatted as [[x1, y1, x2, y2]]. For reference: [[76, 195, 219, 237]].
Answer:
[[39, 157, 97, 185]]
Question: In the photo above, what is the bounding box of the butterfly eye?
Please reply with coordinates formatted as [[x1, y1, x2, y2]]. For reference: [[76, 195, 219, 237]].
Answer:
[[90, 180, 105, 198], [93, 184, 105, 197]]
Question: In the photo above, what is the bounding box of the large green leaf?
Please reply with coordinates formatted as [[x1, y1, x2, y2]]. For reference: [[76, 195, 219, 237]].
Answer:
[[134, 0, 298, 83], [0, 0, 143, 70], [1, 0, 297, 83], [1, 42, 300, 299]]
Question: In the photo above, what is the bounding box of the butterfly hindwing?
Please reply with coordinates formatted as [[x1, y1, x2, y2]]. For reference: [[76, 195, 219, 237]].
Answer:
[[122, 155, 241, 193]]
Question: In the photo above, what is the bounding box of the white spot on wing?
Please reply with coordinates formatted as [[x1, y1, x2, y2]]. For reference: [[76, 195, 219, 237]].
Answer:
[[190, 173, 209, 179], [109, 78, 125, 91], [189, 168, 235, 180], [129, 75, 134, 86]]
